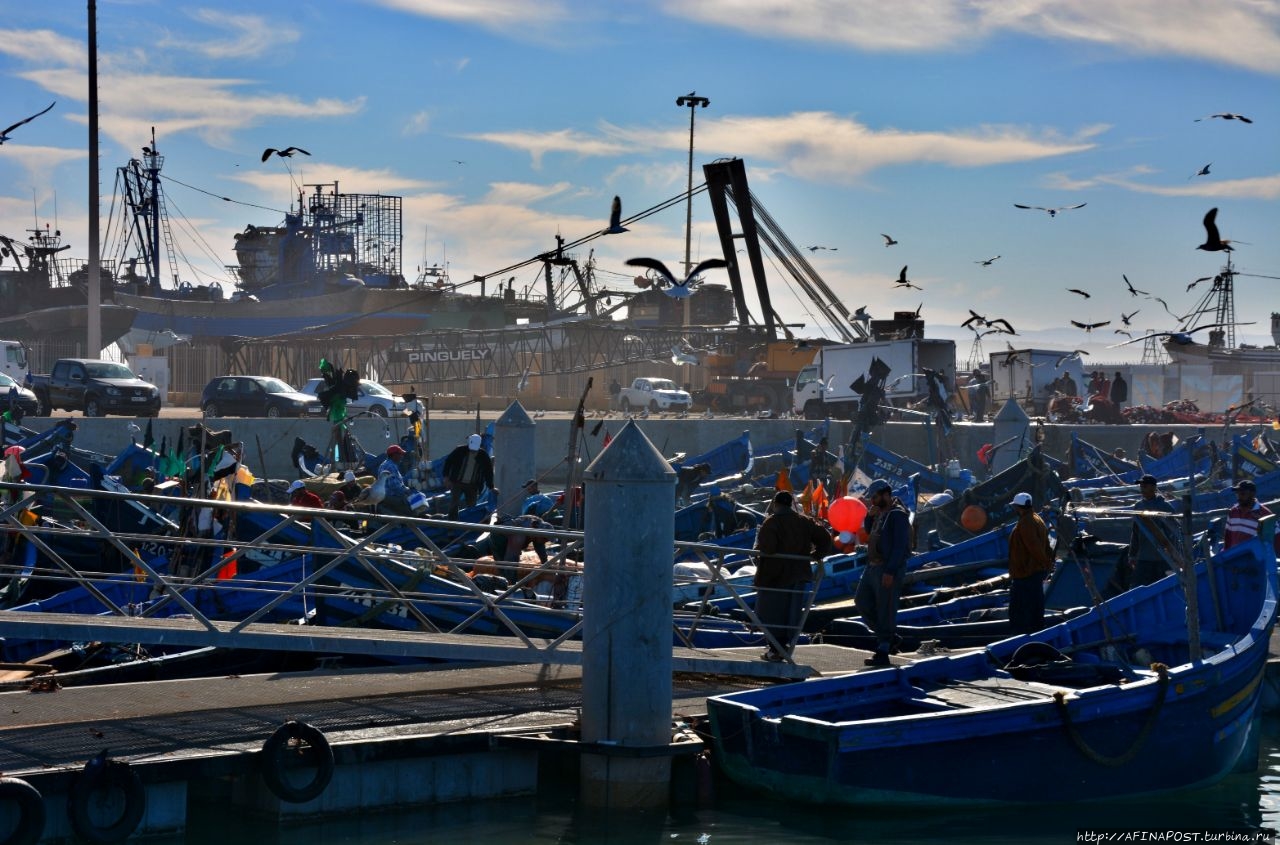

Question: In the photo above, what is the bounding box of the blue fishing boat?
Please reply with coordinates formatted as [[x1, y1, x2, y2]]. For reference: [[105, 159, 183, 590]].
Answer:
[[706, 522, 1277, 805], [1066, 432, 1142, 487]]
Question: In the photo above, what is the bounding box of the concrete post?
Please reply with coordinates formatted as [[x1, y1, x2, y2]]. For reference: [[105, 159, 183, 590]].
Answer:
[[494, 402, 536, 519], [990, 398, 1031, 476], [580, 420, 676, 810]]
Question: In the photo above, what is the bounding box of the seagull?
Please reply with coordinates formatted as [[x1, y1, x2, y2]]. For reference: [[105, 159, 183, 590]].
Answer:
[[1189, 163, 1212, 179], [893, 266, 921, 290], [1195, 113, 1252, 124], [1114, 328, 1133, 338], [261, 146, 311, 162], [880, 233, 898, 247], [961, 309, 988, 329], [624, 257, 728, 299], [0, 101, 55, 145], [1120, 309, 1140, 326], [1067, 288, 1091, 298], [1147, 295, 1184, 321], [1122, 274, 1147, 297], [671, 343, 703, 366], [1196, 207, 1233, 252], [807, 245, 837, 252], [986, 317, 1016, 335], [1071, 319, 1110, 333], [353, 470, 390, 509], [1014, 203, 1087, 218], [974, 255, 1001, 266], [1056, 350, 1089, 368], [1187, 275, 1214, 292], [852, 305, 871, 323], [1108, 322, 1255, 348], [605, 196, 628, 235]]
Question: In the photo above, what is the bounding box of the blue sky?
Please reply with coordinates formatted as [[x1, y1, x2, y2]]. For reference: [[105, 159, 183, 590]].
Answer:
[[1, 0, 1277, 363]]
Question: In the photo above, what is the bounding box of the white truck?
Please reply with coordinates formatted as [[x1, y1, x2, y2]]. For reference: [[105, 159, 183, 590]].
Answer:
[[792, 339, 957, 419], [988, 347, 1087, 416], [0, 340, 28, 381], [618, 377, 692, 413]]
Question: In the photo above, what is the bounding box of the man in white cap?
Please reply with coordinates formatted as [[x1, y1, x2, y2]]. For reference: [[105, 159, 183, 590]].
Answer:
[[288, 479, 324, 509], [1008, 491, 1053, 634], [442, 433, 495, 519]]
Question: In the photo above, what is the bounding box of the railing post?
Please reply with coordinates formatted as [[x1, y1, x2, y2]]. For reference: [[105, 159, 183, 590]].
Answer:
[[579, 420, 676, 810]]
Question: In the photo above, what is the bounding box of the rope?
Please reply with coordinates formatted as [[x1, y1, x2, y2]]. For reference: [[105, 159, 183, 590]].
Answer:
[[1053, 663, 1168, 766]]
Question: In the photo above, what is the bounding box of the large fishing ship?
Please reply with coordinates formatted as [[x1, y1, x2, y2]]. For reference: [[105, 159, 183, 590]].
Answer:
[[1161, 258, 1280, 384], [0, 225, 137, 346]]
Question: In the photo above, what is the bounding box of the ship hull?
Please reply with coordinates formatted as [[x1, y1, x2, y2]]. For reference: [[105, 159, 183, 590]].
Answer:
[[0, 304, 137, 347], [115, 286, 435, 343]]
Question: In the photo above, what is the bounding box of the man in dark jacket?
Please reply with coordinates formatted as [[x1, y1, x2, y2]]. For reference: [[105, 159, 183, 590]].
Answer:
[[1128, 474, 1174, 586], [1008, 491, 1054, 633], [753, 490, 833, 661], [1109, 371, 1128, 410], [442, 433, 495, 519], [855, 478, 911, 666]]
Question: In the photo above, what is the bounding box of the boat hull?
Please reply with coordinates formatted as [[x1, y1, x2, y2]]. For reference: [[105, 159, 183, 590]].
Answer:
[[707, 532, 1277, 805], [0, 304, 137, 347]]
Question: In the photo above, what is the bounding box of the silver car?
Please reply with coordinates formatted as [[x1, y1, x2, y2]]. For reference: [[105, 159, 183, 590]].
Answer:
[[299, 378, 407, 418]]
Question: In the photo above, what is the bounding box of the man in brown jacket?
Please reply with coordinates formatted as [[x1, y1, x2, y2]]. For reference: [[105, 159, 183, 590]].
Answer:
[[753, 490, 833, 661], [1008, 491, 1054, 634]]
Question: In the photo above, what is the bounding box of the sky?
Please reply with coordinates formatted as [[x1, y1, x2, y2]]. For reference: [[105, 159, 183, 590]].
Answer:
[[1, 0, 1277, 365]]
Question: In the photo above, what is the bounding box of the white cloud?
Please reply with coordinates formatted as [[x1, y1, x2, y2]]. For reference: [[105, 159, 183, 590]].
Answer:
[[158, 9, 300, 60], [1045, 169, 1280, 199], [403, 111, 431, 136], [0, 28, 86, 68], [471, 113, 1102, 179], [366, 0, 574, 37], [664, 0, 1280, 74]]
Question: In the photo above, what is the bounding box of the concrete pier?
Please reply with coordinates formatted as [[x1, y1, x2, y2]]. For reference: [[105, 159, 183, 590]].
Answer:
[[579, 421, 676, 810]]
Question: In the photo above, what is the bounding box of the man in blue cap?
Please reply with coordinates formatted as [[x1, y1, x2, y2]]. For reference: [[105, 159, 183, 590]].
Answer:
[[856, 478, 912, 666], [1128, 474, 1174, 586]]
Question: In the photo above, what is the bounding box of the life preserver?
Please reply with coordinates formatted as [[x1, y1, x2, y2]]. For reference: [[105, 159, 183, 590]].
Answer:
[[0, 777, 44, 845], [260, 721, 334, 804], [66, 758, 146, 844]]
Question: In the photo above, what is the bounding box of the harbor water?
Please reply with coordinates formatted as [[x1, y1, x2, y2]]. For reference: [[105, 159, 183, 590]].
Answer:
[[166, 716, 1280, 844]]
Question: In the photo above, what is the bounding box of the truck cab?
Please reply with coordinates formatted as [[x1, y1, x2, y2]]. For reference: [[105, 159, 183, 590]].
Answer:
[[0, 340, 27, 382]]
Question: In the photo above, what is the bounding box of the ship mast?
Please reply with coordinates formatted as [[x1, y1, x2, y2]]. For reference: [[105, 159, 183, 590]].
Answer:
[[1182, 255, 1236, 349], [86, 0, 101, 355]]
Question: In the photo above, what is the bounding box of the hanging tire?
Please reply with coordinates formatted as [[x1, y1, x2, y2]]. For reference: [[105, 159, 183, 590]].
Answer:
[[66, 758, 145, 844], [0, 777, 45, 845], [260, 721, 334, 804]]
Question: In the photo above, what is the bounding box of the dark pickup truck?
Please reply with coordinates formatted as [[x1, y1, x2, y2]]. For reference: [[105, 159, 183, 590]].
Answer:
[[29, 358, 162, 417]]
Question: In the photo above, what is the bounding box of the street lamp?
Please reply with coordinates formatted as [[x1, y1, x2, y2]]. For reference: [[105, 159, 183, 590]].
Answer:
[[675, 92, 709, 277]]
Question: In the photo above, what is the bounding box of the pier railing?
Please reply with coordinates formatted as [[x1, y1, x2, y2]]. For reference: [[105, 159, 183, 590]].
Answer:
[[0, 481, 796, 674]]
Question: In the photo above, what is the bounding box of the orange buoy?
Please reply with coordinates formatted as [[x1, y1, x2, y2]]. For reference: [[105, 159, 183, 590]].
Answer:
[[961, 505, 987, 533]]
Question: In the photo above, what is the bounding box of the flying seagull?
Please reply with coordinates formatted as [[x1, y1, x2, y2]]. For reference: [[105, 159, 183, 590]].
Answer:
[[261, 146, 311, 162], [1067, 288, 1091, 298], [974, 255, 1001, 266], [880, 233, 898, 247], [1120, 309, 1140, 326], [1056, 350, 1089, 368], [1108, 322, 1255, 348], [961, 309, 987, 329], [1189, 163, 1212, 179], [1114, 328, 1133, 339], [1196, 207, 1232, 252], [1122, 274, 1147, 297], [1070, 319, 1110, 333], [1195, 113, 1252, 124], [986, 317, 1016, 335], [0, 101, 55, 145], [1014, 203, 1087, 218], [807, 245, 837, 252], [605, 196, 628, 235], [893, 266, 921, 291], [1187, 275, 1215, 292], [624, 257, 728, 299]]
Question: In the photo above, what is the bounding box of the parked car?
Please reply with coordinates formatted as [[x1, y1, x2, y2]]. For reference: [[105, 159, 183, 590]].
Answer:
[[0, 372, 38, 417], [298, 378, 407, 418], [200, 376, 323, 418], [28, 358, 162, 417]]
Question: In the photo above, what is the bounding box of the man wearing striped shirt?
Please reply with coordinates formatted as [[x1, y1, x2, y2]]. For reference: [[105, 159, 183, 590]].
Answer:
[[1223, 479, 1273, 550]]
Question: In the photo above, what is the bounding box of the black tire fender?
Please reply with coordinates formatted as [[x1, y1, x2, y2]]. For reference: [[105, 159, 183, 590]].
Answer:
[[259, 720, 334, 804], [0, 777, 45, 845], [66, 758, 145, 844]]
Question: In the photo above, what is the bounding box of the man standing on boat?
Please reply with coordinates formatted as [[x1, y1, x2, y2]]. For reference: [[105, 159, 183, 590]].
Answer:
[[443, 434, 495, 520], [1007, 492, 1054, 633], [753, 489, 832, 662], [1224, 478, 1276, 551], [856, 478, 911, 667], [1128, 474, 1175, 586]]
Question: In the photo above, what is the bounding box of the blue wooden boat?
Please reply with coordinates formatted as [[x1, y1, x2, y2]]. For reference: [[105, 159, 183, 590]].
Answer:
[[1066, 432, 1142, 487], [1232, 430, 1280, 481], [1140, 433, 1214, 480], [672, 429, 754, 483], [706, 521, 1278, 806], [913, 446, 1065, 545]]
